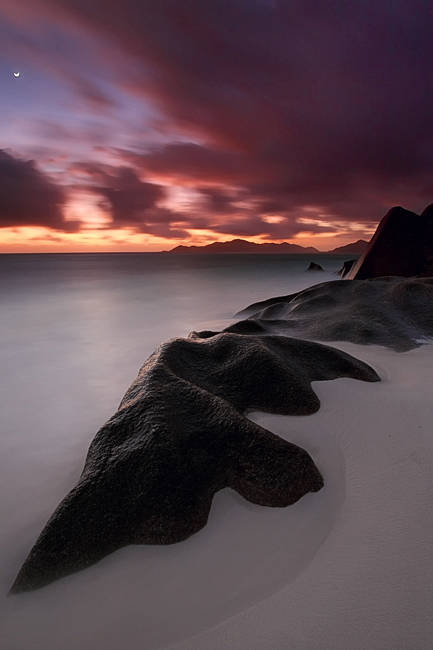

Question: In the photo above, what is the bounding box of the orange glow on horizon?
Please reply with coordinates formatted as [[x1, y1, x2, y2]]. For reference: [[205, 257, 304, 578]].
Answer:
[[0, 224, 373, 254]]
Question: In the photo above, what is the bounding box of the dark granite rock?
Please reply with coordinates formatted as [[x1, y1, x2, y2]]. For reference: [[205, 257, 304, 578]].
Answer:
[[224, 277, 433, 351], [11, 333, 379, 593], [307, 261, 324, 271], [421, 204, 433, 276], [337, 259, 356, 278], [347, 205, 433, 279]]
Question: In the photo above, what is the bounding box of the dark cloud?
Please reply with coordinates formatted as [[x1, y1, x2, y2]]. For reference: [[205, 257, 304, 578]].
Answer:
[[120, 144, 252, 185], [68, 158, 364, 240], [98, 167, 163, 224], [201, 213, 339, 239], [197, 187, 246, 214], [0, 150, 77, 230], [70, 162, 189, 237], [3, 0, 433, 240]]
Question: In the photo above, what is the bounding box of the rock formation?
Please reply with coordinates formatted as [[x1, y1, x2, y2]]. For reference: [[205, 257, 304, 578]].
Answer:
[[421, 204, 433, 275], [346, 205, 433, 279], [206, 277, 433, 352], [11, 333, 379, 593]]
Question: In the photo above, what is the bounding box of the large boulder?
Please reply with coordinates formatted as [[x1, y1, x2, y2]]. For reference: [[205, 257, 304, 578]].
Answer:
[[346, 205, 433, 279], [215, 276, 433, 352], [10, 333, 379, 593]]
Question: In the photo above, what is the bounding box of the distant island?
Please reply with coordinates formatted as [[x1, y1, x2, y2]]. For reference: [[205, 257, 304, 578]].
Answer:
[[327, 239, 369, 254], [166, 238, 369, 254]]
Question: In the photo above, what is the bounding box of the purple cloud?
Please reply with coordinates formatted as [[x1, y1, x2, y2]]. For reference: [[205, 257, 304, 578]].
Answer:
[[2, 0, 433, 242], [0, 150, 76, 231]]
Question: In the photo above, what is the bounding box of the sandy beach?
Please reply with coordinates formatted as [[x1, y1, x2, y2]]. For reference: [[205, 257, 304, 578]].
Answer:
[[2, 338, 432, 650], [171, 341, 433, 650]]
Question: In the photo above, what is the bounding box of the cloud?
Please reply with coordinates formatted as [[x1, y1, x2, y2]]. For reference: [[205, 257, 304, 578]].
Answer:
[[3, 0, 433, 241], [118, 144, 253, 186], [85, 166, 164, 225], [70, 162, 190, 237], [0, 150, 77, 230]]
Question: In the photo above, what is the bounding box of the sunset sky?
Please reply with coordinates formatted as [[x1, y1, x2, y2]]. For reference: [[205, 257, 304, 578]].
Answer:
[[1, 0, 432, 252]]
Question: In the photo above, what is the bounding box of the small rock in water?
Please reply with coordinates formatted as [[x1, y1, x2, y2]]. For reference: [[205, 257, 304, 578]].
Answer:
[[307, 261, 324, 271]]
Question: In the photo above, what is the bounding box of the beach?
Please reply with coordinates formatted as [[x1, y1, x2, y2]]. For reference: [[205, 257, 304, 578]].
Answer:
[[173, 341, 433, 650], [0, 254, 432, 649], [2, 0, 433, 646], [1, 340, 432, 649]]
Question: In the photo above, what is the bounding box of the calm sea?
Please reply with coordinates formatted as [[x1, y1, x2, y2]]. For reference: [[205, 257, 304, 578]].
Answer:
[[0, 252, 346, 459]]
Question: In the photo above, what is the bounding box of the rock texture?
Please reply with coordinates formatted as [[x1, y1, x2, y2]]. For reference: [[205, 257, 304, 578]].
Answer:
[[11, 333, 379, 593], [421, 204, 433, 275], [347, 205, 433, 279], [307, 261, 324, 271], [207, 277, 433, 352]]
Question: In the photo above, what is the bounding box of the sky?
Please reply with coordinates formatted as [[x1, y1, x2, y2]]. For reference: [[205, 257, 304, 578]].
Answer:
[[0, 0, 432, 252]]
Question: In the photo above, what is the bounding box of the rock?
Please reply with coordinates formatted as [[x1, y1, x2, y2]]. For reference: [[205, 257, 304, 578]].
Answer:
[[307, 261, 324, 271], [10, 333, 379, 593], [227, 276, 433, 351], [421, 204, 433, 275], [346, 205, 433, 279], [337, 259, 356, 278]]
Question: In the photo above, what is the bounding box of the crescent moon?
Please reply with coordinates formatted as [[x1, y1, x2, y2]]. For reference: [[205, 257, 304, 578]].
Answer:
[[13, 72, 20, 78]]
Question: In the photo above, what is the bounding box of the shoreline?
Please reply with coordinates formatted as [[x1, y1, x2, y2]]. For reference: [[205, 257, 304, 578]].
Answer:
[[1, 266, 432, 649]]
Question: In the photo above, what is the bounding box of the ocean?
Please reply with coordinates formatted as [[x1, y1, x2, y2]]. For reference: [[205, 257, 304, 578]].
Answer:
[[0, 252, 346, 649], [0, 252, 344, 423]]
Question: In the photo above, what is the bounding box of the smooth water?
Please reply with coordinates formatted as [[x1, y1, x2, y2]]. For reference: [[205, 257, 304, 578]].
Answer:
[[1, 253, 343, 434], [0, 252, 345, 650]]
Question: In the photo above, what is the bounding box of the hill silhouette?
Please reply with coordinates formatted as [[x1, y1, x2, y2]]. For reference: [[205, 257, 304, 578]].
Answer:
[[167, 238, 369, 254], [328, 239, 369, 254]]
